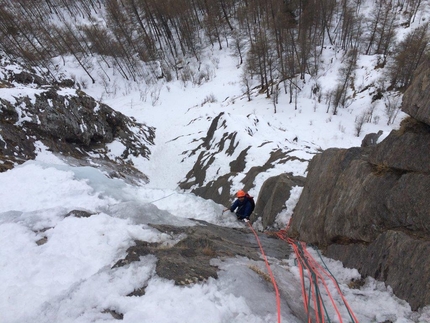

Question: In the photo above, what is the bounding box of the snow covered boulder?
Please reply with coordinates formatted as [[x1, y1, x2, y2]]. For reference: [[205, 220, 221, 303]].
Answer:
[[0, 67, 155, 183]]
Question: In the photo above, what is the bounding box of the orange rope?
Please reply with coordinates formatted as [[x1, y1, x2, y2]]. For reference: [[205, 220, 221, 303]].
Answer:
[[246, 218, 359, 323], [246, 221, 282, 323], [302, 244, 344, 322], [276, 229, 359, 323], [301, 246, 359, 323], [288, 239, 312, 321]]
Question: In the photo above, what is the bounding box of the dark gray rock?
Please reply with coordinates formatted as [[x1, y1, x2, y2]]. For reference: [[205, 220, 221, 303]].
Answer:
[[229, 146, 250, 172], [9, 71, 48, 86], [66, 210, 93, 218], [112, 220, 310, 321], [0, 121, 36, 171], [28, 88, 155, 158], [368, 118, 430, 173], [0, 98, 37, 171], [179, 111, 309, 211], [191, 173, 234, 206], [361, 130, 383, 147], [289, 148, 379, 244], [401, 60, 430, 126], [183, 146, 307, 213], [58, 79, 75, 87], [325, 231, 430, 311], [113, 220, 291, 284], [0, 78, 155, 182], [386, 173, 430, 232], [252, 173, 305, 228], [287, 60, 430, 310], [287, 125, 430, 310], [180, 151, 215, 190]]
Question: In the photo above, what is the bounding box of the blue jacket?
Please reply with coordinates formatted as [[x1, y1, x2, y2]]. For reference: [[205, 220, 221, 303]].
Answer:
[[230, 196, 253, 219]]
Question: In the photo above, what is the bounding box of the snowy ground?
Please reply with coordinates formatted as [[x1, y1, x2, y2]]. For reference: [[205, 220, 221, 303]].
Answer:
[[1, 152, 430, 323]]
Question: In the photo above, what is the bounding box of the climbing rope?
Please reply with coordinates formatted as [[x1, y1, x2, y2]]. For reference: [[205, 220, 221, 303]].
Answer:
[[276, 229, 359, 323], [149, 193, 357, 322], [246, 221, 282, 323], [147, 192, 177, 203], [310, 246, 359, 323]]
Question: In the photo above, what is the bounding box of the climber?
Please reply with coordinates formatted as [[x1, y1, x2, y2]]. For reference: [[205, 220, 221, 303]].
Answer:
[[225, 190, 255, 222]]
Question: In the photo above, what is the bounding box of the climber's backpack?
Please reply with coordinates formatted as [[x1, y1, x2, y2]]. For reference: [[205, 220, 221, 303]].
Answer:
[[246, 193, 255, 213]]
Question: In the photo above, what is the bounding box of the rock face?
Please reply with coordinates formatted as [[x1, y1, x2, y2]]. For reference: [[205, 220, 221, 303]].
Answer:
[[114, 220, 292, 285], [361, 130, 383, 147], [401, 60, 430, 125], [287, 60, 430, 310], [0, 67, 155, 183], [178, 112, 310, 225], [112, 219, 311, 322], [251, 173, 305, 227]]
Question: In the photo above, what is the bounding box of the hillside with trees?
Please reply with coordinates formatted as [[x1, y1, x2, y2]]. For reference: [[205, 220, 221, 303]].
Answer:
[[0, 0, 428, 102]]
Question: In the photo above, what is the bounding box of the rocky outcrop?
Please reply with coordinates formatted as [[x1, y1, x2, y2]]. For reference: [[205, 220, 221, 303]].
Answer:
[[0, 67, 155, 183], [186, 159, 306, 226], [326, 230, 430, 313], [368, 117, 430, 173], [288, 121, 430, 310], [114, 220, 292, 284], [401, 60, 430, 125], [178, 112, 311, 209], [251, 173, 305, 227], [287, 60, 430, 310], [112, 219, 311, 322], [361, 130, 383, 147]]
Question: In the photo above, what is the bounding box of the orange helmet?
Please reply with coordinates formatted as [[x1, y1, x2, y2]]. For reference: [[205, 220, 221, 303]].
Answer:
[[236, 190, 246, 198]]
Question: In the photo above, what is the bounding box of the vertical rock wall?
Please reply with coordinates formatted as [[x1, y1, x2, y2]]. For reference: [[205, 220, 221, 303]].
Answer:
[[287, 59, 430, 310]]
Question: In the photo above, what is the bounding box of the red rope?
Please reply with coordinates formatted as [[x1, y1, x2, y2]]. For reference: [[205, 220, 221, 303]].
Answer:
[[246, 221, 282, 323], [288, 239, 312, 321], [301, 245, 359, 323], [301, 244, 342, 322], [246, 218, 359, 323], [277, 230, 359, 323]]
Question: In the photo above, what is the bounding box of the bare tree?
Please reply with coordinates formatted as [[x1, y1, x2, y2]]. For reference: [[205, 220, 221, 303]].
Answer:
[[385, 93, 402, 125], [365, 2, 396, 57], [231, 28, 246, 65], [240, 70, 252, 101], [388, 23, 429, 90], [355, 112, 366, 137], [332, 48, 358, 114]]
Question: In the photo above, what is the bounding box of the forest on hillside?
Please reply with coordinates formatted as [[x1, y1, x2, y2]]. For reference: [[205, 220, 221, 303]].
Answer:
[[0, 0, 428, 110]]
